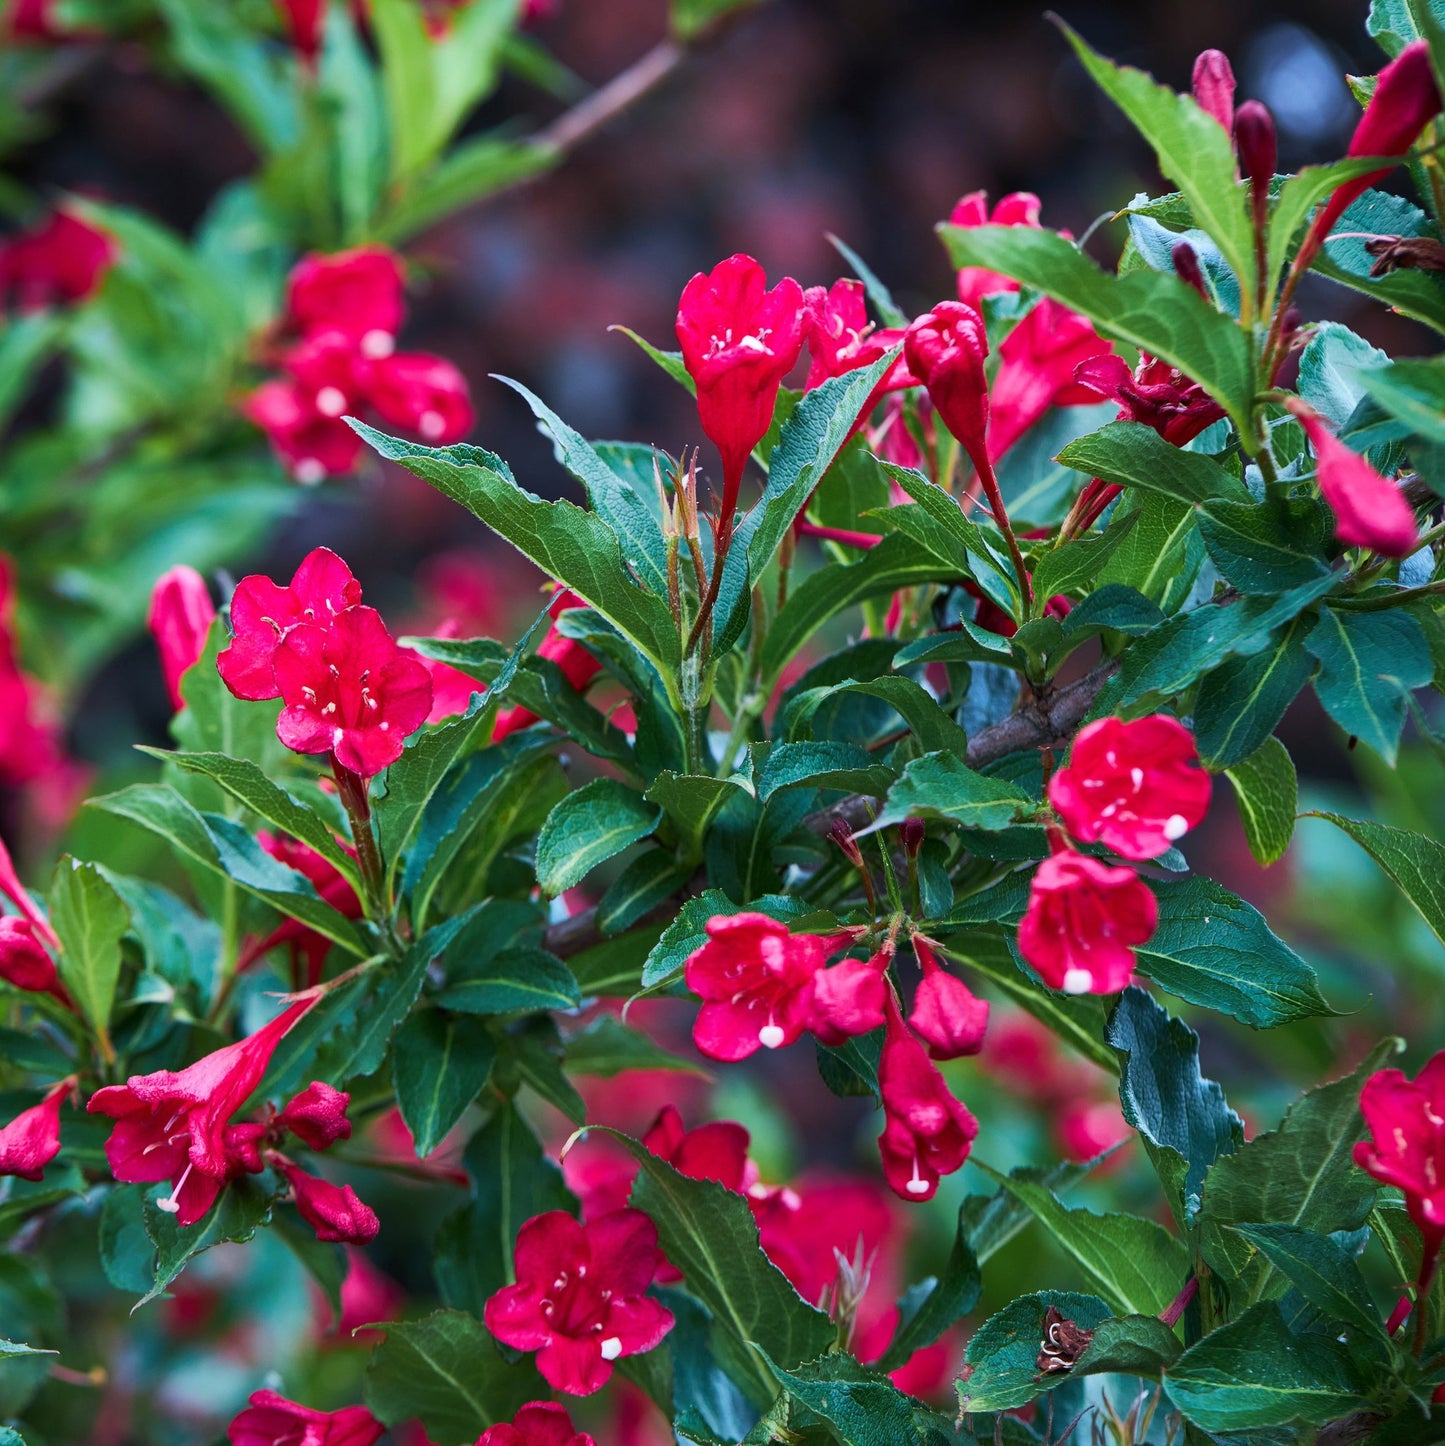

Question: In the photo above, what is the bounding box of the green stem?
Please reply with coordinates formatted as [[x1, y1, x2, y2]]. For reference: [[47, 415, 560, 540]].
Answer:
[[1332, 580, 1445, 611]]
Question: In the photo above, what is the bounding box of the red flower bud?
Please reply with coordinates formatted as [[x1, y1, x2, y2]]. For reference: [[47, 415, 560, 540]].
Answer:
[[0, 915, 68, 1002], [1191, 49, 1236, 134], [1233, 100, 1277, 226], [900, 817, 926, 859], [1171, 240, 1208, 300], [908, 939, 989, 1060], [278, 1081, 353, 1151], [227, 1389, 383, 1446], [811, 951, 890, 1046], [903, 301, 990, 466], [829, 816, 865, 869], [477, 1401, 597, 1446], [271, 0, 325, 66], [1353, 1051, 1445, 1258], [0, 1077, 72, 1182], [147, 566, 216, 712], [279, 1159, 379, 1245]]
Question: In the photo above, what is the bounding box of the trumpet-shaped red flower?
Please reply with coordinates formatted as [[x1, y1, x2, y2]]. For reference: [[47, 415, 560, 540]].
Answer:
[[1286, 400, 1420, 558], [0, 208, 116, 311], [1353, 1052, 1445, 1255], [228, 1390, 383, 1446], [0, 1078, 72, 1181], [365, 351, 475, 444], [148, 566, 216, 711], [675, 254, 805, 533], [1075, 353, 1225, 448], [903, 301, 990, 465], [493, 589, 600, 740], [286, 246, 406, 351], [276, 1157, 379, 1244], [1018, 850, 1158, 996], [0, 916, 69, 1002], [219, 547, 364, 702], [810, 950, 890, 1047], [88, 996, 316, 1226], [1191, 49, 1236, 133], [877, 998, 977, 1202], [278, 1081, 353, 1151], [1048, 715, 1212, 861], [477, 1401, 597, 1446], [951, 191, 1042, 313], [908, 939, 989, 1060], [801, 280, 913, 441], [273, 605, 433, 776], [484, 1210, 675, 1395], [684, 912, 840, 1061]]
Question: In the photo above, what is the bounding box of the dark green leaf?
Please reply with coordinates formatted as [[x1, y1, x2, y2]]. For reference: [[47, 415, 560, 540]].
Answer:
[[1056, 420, 1246, 506], [958, 1292, 1113, 1413], [1307, 814, 1445, 949], [645, 774, 751, 858], [438, 946, 580, 1015], [1028, 509, 1137, 601], [1193, 619, 1314, 770], [880, 1209, 983, 1371], [1073, 1314, 1182, 1378], [1225, 737, 1299, 865], [1059, 584, 1166, 642], [562, 1016, 707, 1078], [99, 1185, 156, 1295], [393, 1009, 497, 1158], [1197, 496, 1331, 594], [597, 851, 694, 936], [877, 754, 1031, 831], [786, 676, 970, 756], [535, 779, 661, 896], [140, 1177, 273, 1307], [754, 742, 895, 804], [767, 1351, 932, 1446], [49, 857, 130, 1054]]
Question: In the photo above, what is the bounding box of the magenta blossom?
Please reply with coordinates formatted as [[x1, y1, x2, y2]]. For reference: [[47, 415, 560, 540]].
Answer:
[[147, 566, 216, 712], [908, 938, 989, 1060], [227, 1389, 383, 1446], [1354, 1051, 1445, 1256], [476, 1401, 596, 1446], [0, 1077, 74, 1181]]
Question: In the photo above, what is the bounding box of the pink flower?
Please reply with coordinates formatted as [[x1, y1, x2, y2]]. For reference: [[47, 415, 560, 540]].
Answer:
[[273, 606, 433, 777], [1074, 353, 1224, 448], [683, 912, 840, 1061], [0, 916, 69, 1003], [1017, 849, 1158, 996], [147, 566, 216, 711], [243, 378, 365, 483], [88, 996, 316, 1226], [493, 589, 600, 740], [800, 279, 913, 437], [876, 998, 977, 1201], [1191, 49, 1235, 134], [1286, 400, 1420, 558], [237, 834, 363, 986], [1235, 100, 1276, 226], [908, 939, 989, 1060], [484, 1210, 675, 1395], [219, 547, 363, 702], [286, 246, 406, 350], [278, 1081, 353, 1150], [810, 950, 890, 1047], [1354, 1052, 1445, 1255], [1047, 714, 1212, 861], [0, 1077, 73, 1181], [0, 208, 116, 311], [903, 302, 990, 465], [675, 254, 805, 535], [227, 1389, 383, 1446], [951, 191, 1042, 313], [317, 1247, 404, 1340], [1056, 1098, 1132, 1164], [365, 352, 475, 444], [642, 1105, 751, 1192], [276, 1158, 380, 1245], [476, 1401, 596, 1446]]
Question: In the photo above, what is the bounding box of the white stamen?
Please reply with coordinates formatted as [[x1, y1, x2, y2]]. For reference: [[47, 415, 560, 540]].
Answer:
[[1163, 814, 1189, 841], [316, 386, 348, 418], [1062, 968, 1094, 995], [156, 1160, 195, 1214], [758, 1023, 785, 1049], [332, 727, 345, 746], [905, 1157, 929, 1196], [360, 329, 395, 359], [1129, 767, 1144, 788], [600, 1336, 623, 1361]]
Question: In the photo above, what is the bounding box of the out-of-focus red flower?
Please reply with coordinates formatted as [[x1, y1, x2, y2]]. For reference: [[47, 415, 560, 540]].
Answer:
[[643, 1105, 751, 1191], [285, 329, 372, 422], [148, 566, 216, 712], [800, 279, 912, 438], [88, 997, 317, 1226], [0, 916, 69, 1004], [243, 379, 366, 484], [1354, 1052, 1445, 1255], [227, 1389, 383, 1446], [0, 1077, 72, 1181], [951, 191, 1042, 313], [1047, 714, 1212, 861], [273, 606, 433, 777], [318, 1247, 404, 1341], [476, 1401, 596, 1446], [1056, 1098, 1132, 1163], [0, 208, 116, 311], [908, 938, 989, 1060], [484, 1210, 675, 1395], [1286, 400, 1420, 558], [272, 0, 325, 65], [1191, 49, 1236, 133], [275, 1157, 380, 1244], [675, 254, 805, 535], [286, 246, 407, 349], [1074, 353, 1225, 448], [1017, 850, 1157, 996], [493, 588, 601, 740], [237, 834, 362, 986], [365, 352, 475, 444]]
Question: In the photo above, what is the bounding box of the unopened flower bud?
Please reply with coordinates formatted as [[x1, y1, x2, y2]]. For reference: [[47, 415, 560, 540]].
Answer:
[[830, 817, 865, 870], [1234, 100, 1277, 227], [1171, 241, 1208, 300], [1192, 48, 1236, 134], [901, 817, 926, 859]]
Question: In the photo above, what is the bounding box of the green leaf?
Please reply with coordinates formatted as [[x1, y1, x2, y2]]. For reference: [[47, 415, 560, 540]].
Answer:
[[1225, 737, 1298, 865], [940, 226, 1257, 437], [1107, 988, 1243, 1225], [1196, 496, 1331, 595], [1314, 188, 1445, 335], [597, 851, 695, 936], [140, 1177, 273, 1308], [1193, 618, 1314, 770], [1095, 494, 1205, 613], [1306, 606, 1433, 764], [363, 1308, 542, 1439], [977, 1166, 1189, 1316], [670, 0, 759, 39], [1163, 1302, 1370, 1430], [1297, 320, 1391, 428], [876, 461, 1015, 597], [393, 1009, 497, 1158], [562, 1016, 707, 1078], [876, 754, 1031, 831], [1061, 23, 1255, 306], [879, 1208, 982, 1372], [1307, 814, 1445, 950], [1060, 583, 1166, 642], [1363, 355, 1445, 444], [1028, 509, 1137, 601], [100, 1185, 156, 1296], [646, 773, 751, 858], [599, 1130, 836, 1407], [438, 946, 580, 1015], [569, 920, 667, 996], [1056, 420, 1246, 506], [49, 857, 129, 1056], [1073, 1314, 1182, 1378], [536, 779, 661, 895], [87, 785, 368, 958], [766, 1352, 931, 1446], [1268, 156, 1402, 290], [351, 423, 682, 678], [172, 619, 285, 770], [1198, 1040, 1397, 1279], [754, 741, 895, 804], [1139, 877, 1334, 1028], [785, 676, 970, 756], [958, 1292, 1113, 1412]]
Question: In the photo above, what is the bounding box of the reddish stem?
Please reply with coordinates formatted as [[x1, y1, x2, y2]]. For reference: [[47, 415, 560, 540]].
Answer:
[[1158, 1275, 1198, 1329]]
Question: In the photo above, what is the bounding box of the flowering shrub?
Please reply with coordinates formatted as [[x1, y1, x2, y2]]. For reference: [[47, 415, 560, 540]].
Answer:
[[9, 1, 1445, 1442]]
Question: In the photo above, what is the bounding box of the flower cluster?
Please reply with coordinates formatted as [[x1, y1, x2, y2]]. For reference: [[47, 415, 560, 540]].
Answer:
[[1355, 1051, 1445, 1260], [245, 246, 473, 483], [1018, 714, 1210, 995], [218, 547, 433, 777], [89, 996, 377, 1241]]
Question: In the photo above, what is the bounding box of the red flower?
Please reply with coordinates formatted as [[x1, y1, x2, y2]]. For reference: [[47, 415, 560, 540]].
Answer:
[[1017, 850, 1158, 996], [1286, 400, 1420, 558], [1074, 353, 1224, 448], [800, 279, 913, 439], [876, 998, 977, 1202], [238, 834, 363, 986], [1191, 49, 1235, 133], [810, 950, 890, 1047], [675, 254, 805, 535], [273, 605, 433, 776], [0, 916, 69, 1003], [365, 352, 475, 444], [272, 0, 325, 65], [476, 1401, 596, 1446], [0, 1077, 73, 1181], [903, 301, 990, 465], [284, 329, 372, 423], [286, 246, 407, 351], [908, 939, 989, 1060], [643, 1105, 751, 1192], [244, 379, 366, 484], [1056, 1098, 1132, 1164], [1354, 1052, 1445, 1255], [88, 997, 316, 1226], [227, 1390, 383, 1446], [219, 547, 363, 702], [1047, 714, 1212, 861], [0, 208, 116, 311], [951, 191, 1042, 313], [147, 566, 216, 711], [484, 1210, 675, 1395], [276, 1157, 380, 1244], [683, 912, 840, 1061], [493, 589, 600, 740], [278, 1081, 353, 1150]]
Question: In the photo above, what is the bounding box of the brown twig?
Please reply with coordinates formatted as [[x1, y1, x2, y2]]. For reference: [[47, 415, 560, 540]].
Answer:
[[533, 40, 683, 157]]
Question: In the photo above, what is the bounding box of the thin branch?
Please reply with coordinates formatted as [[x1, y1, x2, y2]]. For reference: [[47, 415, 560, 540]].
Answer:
[[533, 39, 683, 156]]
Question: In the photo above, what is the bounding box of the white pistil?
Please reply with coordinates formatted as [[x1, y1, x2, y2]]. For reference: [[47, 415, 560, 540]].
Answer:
[[600, 1336, 622, 1361], [1163, 814, 1189, 841], [316, 386, 347, 418], [1062, 968, 1094, 995]]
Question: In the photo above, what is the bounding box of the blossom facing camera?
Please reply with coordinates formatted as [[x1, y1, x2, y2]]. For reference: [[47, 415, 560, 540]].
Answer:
[[1017, 850, 1158, 996], [1353, 1052, 1445, 1254], [476, 1401, 598, 1446], [242, 378, 365, 484], [1286, 400, 1420, 558], [1047, 714, 1212, 861], [227, 1389, 383, 1446], [675, 254, 805, 533], [484, 1210, 675, 1395], [0, 1077, 73, 1182], [147, 566, 216, 712]]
